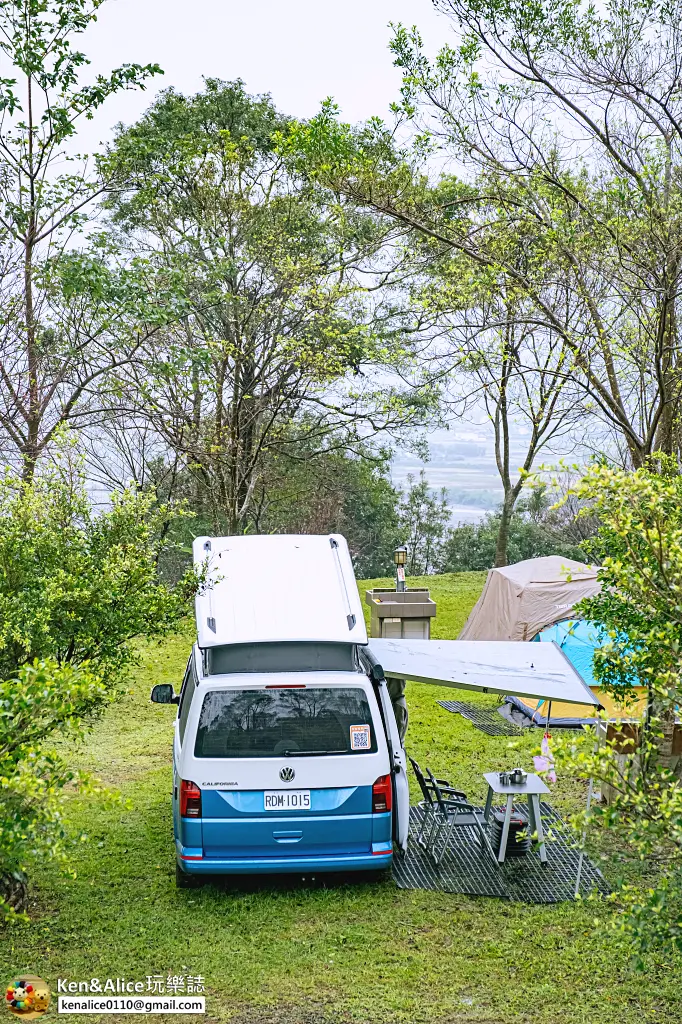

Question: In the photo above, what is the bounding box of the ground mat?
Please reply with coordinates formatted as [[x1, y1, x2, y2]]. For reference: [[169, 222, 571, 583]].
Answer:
[[437, 699, 523, 736], [392, 804, 610, 903]]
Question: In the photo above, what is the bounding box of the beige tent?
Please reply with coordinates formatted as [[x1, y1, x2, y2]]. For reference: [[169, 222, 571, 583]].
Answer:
[[459, 556, 600, 642]]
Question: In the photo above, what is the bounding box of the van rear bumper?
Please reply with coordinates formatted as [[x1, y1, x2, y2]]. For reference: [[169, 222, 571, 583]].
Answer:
[[177, 844, 393, 875]]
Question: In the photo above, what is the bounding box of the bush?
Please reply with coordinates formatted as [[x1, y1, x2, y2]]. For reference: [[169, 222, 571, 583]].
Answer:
[[0, 660, 109, 921], [557, 458, 682, 958], [0, 465, 201, 920], [0, 467, 199, 685]]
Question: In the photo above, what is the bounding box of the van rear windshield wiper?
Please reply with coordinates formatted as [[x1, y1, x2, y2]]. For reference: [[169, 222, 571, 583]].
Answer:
[[282, 749, 346, 757]]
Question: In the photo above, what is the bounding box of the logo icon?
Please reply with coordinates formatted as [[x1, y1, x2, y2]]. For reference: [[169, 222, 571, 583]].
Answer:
[[279, 766, 295, 782], [5, 976, 50, 1018]]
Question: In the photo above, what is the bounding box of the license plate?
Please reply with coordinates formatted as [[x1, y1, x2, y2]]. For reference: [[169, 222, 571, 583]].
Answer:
[[264, 790, 311, 811]]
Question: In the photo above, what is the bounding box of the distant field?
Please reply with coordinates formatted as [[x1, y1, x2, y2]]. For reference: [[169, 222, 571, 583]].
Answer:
[[2, 573, 680, 1024]]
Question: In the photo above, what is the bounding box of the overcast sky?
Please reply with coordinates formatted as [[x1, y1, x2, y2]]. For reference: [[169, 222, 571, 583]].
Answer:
[[77, 0, 451, 152]]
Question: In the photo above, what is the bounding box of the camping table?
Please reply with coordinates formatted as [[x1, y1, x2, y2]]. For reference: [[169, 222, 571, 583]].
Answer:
[[482, 772, 550, 864]]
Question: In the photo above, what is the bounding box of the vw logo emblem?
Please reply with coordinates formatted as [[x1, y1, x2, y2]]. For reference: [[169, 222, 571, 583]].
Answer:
[[279, 766, 295, 783]]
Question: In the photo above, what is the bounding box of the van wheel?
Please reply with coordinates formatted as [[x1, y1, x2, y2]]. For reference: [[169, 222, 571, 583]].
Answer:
[[176, 863, 201, 889]]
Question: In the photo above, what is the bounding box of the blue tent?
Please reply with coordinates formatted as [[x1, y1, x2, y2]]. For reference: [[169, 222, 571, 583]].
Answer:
[[500, 619, 605, 726], [532, 618, 603, 688], [505, 618, 638, 726]]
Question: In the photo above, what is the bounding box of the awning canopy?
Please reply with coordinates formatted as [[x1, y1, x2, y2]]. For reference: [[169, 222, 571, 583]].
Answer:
[[366, 638, 600, 707]]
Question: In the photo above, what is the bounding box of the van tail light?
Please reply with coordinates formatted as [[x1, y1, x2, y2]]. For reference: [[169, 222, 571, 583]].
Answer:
[[372, 774, 393, 814], [180, 780, 202, 818]]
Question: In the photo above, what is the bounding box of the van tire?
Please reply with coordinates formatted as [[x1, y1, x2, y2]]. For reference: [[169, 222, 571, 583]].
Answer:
[[176, 863, 201, 889]]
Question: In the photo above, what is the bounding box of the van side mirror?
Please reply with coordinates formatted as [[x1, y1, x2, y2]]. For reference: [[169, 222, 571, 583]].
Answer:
[[151, 683, 179, 705]]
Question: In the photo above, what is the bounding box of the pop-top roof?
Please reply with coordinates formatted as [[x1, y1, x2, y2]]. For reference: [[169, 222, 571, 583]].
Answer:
[[193, 534, 367, 648]]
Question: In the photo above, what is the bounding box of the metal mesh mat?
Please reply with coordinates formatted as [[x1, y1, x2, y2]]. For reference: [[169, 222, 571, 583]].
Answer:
[[392, 804, 610, 903], [437, 699, 523, 736]]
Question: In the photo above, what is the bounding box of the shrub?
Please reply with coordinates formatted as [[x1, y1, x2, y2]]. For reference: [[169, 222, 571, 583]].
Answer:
[[0, 660, 109, 921], [0, 467, 199, 685], [557, 458, 682, 958], [0, 465, 201, 920]]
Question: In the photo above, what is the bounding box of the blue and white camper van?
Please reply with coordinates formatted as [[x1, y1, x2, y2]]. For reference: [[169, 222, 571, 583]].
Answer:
[[151, 535, 598, 886], [151, 534, 409, 887]]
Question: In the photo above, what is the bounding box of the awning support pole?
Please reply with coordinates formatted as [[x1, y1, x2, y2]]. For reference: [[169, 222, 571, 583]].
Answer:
[[574, 776, 594, 897]]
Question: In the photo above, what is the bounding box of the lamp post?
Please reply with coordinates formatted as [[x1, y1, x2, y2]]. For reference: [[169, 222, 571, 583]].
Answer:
[[394, 545, 408, 592]]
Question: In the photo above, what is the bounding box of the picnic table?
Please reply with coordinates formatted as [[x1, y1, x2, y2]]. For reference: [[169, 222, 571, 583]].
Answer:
[[482, 771, 550, 864]]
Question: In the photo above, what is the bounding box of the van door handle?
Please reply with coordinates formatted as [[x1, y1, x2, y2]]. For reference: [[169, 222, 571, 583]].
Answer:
[[273, 830, 303, 843]]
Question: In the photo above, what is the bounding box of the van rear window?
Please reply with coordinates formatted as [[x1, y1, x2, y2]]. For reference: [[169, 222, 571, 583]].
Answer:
[[194, 687, 378, 758]]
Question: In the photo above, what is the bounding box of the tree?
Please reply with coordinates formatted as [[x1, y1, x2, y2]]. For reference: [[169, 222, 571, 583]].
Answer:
[[419, 228, 580, 564], [249, 441, 402, 577], [99, 81, 432, 534], [0, 0, 162, 480], [397, 470, 450, 575], [556, 457, 682, 956], [441, 487, 588, 571], [285, 106, 588, 567], [141, 437, 403, 582], [389, 0, 682, 467], [0, 461, 198, 685]]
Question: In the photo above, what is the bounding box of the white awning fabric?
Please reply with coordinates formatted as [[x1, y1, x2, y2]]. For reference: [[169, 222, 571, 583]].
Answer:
[[366, 638, 600, 707]]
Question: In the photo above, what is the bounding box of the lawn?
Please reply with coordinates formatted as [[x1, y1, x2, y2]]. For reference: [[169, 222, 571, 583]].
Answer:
[[2, 573, 681, 1024]]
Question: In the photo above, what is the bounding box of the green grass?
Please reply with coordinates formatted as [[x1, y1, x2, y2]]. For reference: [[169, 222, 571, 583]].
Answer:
[[2, 574, 681, 1024]]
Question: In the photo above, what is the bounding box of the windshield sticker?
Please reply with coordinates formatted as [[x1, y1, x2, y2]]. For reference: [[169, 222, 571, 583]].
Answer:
[[350, 724, 371, 750]]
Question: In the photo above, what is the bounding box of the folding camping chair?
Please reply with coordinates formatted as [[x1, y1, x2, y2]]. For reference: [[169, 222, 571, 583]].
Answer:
[[427, 769, 499, 867], [408, 757, 468, 852]]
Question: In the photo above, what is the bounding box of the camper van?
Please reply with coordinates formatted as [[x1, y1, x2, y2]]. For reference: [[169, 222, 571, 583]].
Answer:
[[151, 534, 409, 886], [151, 536, 598, 885]]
